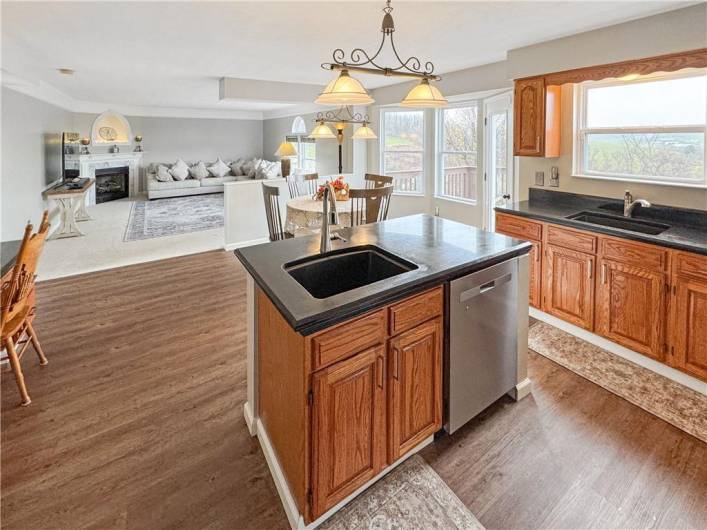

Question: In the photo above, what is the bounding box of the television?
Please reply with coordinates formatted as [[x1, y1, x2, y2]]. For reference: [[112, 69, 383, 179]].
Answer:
[[43, 132, 63, 187]]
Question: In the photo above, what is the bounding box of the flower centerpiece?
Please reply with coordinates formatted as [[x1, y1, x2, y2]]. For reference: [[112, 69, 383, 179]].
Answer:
[[315, 176, 349, 201]]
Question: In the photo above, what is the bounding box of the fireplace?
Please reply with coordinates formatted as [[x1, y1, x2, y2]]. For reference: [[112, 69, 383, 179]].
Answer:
[[95, 166, 129, 203]]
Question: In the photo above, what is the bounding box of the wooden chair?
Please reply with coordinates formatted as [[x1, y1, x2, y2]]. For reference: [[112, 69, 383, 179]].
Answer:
[[348, 185, 394, 227], [1, 211, 50, 406], [364, 173, 394, 189], [286, 173, 319, 198], [262, 184, 293, 242]]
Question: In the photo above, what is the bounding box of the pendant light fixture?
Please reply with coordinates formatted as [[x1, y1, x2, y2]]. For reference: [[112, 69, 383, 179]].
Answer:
[[316, 0, 446, 109], [401, 78, 448, 108], [308, 120, 336, 139], [352, 122, 378, 140], [308, 106, 376, 173]]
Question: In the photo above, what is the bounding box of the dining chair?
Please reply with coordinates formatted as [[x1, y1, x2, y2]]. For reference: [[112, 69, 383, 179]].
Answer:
[[348, 185, 394, 227], [1, 211, 50, 406], [262, 183, 292, 242], [286, 173, 320, 198], [364, 173, 394, 189]]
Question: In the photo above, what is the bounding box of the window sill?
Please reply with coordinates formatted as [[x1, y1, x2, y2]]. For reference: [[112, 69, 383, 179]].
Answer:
[[393, 191, 426, 197], [573, 173, 707, 189], [434, 195, 478, 206]]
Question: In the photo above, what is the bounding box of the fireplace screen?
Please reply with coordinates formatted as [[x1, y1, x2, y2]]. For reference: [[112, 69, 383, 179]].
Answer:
[[95, 166, 129, 203]]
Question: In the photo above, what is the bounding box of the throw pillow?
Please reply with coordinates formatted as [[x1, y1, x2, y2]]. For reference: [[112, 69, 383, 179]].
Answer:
[[255, 160, 280, 179], [230, 158, 244, 176], [155, 165, 172, 182], [247, 158, 262, 178], [169, 158, 189, 181], [189, 161, 209, 180], [207, 157, 230, 178]]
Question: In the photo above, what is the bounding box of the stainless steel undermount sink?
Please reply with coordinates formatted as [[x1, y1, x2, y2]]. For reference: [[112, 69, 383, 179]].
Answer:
[[567, 211, 670, 235], [284, 245, 418, 299]]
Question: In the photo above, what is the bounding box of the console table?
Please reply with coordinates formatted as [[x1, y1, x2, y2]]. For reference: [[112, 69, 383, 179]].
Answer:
[[44, 179, 95, 240]]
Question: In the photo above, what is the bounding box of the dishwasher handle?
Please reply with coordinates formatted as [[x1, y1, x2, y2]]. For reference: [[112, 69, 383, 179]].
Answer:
[[459, 272, 512, 303]]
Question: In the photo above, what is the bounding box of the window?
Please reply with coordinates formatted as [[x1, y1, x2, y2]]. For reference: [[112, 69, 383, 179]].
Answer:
[[286, 135, 316, 174], [575, 70, 706, 187], [436, 103, 478, 202], [380, 109, 425, 194]]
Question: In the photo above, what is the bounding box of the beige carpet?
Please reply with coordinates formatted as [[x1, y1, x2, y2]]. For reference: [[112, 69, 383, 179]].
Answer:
[[529, 321, 707, 443], [320, 455, 484, 530]]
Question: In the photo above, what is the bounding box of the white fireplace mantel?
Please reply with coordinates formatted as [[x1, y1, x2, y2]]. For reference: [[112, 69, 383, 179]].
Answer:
[[65, 152, 144, 205]]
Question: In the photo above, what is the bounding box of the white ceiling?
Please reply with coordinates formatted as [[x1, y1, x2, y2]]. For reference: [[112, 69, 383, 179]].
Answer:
[[1, 1, 694, 117]]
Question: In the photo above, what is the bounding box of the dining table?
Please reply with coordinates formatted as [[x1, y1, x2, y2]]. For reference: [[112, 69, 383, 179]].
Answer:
[[285, 196, 358, 235]]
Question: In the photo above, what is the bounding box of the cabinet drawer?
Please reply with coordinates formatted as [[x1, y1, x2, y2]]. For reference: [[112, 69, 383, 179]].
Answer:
[[674, 251, 707, 280], [311, 309, 386, 370], [547, 224, 597, 254], [496, 213, 542, 241], [389, 287, 443, 336], [600, 237, 668, 272]]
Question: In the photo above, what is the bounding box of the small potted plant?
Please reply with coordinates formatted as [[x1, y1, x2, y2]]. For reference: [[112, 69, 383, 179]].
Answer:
[[315, 176, 349, 201]]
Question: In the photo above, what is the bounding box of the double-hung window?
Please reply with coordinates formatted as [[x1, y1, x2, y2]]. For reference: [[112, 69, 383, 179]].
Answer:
[[574, 70, 706, 187], [436, 103, 478, 202], [380, 108, 425, 194], [287, 135, 316, 174]]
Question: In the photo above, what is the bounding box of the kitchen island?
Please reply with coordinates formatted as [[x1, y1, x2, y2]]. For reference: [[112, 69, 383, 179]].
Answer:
[[235, 214, 532, 528]]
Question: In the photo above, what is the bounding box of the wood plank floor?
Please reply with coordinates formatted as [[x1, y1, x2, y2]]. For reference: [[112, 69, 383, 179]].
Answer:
[[2, 250, 706, 529]]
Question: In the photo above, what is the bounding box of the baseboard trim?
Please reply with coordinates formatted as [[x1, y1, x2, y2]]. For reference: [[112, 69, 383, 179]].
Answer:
[[224, 237, 269, 251], [510, 377, 532, 401], [253, 411, 433, 530], [243, 402, 256, 437], [530, 307, 706, 395]]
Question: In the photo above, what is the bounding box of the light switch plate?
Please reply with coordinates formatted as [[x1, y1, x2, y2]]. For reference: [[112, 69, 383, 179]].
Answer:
[[549, 166, 559, 187], [535, 171, 545, 186]]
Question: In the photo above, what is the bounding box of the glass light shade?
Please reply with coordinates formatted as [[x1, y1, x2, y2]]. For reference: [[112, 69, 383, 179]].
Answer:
[[274, 141, 297, 157], [352, 124, 378, 140], [309, 122, 336, 139], [400, 78, 448, 108], [315, 70, 374, 105]]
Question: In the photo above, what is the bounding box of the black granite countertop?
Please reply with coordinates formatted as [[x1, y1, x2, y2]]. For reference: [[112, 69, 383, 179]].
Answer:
[[496, 189, 707, 256], [1, 240, 22, 277], [235, 214, 531, 335]]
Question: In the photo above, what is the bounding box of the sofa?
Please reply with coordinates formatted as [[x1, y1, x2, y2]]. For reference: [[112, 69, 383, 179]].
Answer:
[[145, 158, 281, 200]]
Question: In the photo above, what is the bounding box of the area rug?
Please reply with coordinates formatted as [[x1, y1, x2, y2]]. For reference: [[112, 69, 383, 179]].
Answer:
[[529, 321, 707, 443], [319, 455, 483, 530], [124, 195, 224, 241]]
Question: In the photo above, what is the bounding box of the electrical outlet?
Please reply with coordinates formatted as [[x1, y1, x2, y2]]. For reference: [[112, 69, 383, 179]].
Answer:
[[549, 166, 559, 187], [535, 171, 544, 186]]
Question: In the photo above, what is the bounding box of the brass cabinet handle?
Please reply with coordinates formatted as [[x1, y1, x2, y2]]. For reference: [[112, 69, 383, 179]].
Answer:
[[536, 135, 541, 150], [601, 263, 607, 285], [588, 260, 593, 279]]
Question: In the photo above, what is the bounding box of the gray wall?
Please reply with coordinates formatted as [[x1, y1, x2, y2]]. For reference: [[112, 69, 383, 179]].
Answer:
[[72, 113, 263, 167], [263, 112, 352, 176], [1, 87, 73, 240]]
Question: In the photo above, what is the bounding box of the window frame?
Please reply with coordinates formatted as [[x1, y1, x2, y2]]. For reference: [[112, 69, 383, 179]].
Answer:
[[434, 101, 479, 204], [286, 134, 316, 174], [573, 70, 707, 188], [379, 107, 426, 196]]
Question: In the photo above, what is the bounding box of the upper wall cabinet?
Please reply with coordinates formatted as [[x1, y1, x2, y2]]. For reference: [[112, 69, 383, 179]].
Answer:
[[513, 77, 561, 157]]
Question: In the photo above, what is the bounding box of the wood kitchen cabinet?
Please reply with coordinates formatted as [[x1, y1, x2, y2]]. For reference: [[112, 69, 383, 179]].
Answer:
[[388, 317, 442, 462], [513, 77, 561, 157], [495, 209, 707, 383], [528, 241, 543, 309], [543, 244, 595, 330], [670, 252, 707, 380], [256, 286, 444, 523], [311, 344, 387, 517]]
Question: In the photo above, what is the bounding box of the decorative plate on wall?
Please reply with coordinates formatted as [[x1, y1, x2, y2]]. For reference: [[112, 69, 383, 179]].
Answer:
[[98, 127, 118, 141]]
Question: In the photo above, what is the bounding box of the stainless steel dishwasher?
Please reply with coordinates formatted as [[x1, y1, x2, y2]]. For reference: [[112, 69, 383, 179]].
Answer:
[[445, 258, 518, 434]]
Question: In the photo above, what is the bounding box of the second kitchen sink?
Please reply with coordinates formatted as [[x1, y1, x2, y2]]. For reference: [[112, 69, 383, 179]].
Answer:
[[285, 245, 418, 299], [567, 211, 670, 235]]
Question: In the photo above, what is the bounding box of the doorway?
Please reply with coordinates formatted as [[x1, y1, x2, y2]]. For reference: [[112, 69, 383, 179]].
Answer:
[[483, 92, 515, 231]]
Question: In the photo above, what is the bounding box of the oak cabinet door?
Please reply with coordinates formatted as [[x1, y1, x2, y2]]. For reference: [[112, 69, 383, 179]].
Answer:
[[596, 259, 666, 361], [310, 345, 386, 519], [388, 318, 442, 462], [672, 275, 707, 379], [543, 244, 595, 330], [529, 241, 542, 309], [513, 77, 545, 156]]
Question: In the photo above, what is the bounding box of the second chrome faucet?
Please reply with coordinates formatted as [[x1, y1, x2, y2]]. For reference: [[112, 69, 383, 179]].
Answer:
[[623, 190, 651, 218]]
